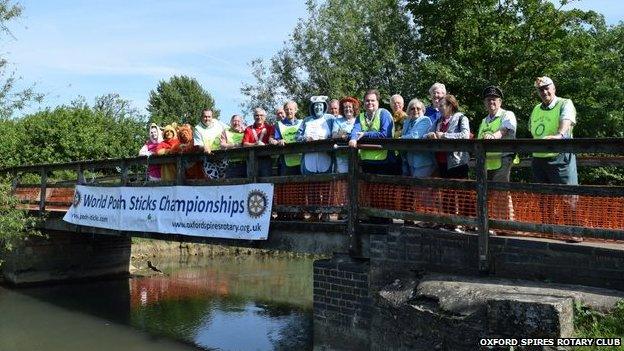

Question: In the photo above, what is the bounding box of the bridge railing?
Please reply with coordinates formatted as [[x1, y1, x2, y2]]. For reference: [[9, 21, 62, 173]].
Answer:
[[3, 138, 624, 272]]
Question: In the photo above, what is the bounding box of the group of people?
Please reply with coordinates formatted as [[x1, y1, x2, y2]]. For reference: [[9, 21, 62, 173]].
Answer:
[[139, 76, 578, 190]]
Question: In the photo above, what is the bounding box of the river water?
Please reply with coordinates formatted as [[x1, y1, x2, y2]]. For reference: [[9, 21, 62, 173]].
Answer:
[[0, 255, 314, 351]]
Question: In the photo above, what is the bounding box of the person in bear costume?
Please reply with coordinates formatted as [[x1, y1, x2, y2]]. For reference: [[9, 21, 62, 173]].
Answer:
[[175, 123, 205, 180]]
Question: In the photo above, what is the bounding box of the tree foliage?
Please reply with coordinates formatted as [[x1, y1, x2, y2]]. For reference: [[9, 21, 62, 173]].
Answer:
[[241, 0, 417, 114], [0, 179, 41, 257], [0, 0, 43, 119], [242, 0, 623, 137], [406, 0, 623, 138], [0, 95, 145, 168], [147, 75, 220, 126]]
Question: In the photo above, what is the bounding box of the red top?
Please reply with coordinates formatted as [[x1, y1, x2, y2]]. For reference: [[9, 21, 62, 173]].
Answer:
[[243, 123, 274, 145]]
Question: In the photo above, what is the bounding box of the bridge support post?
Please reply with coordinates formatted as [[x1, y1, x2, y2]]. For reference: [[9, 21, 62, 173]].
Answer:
[[475, 143, 490, 273], [347, 148, 361, 257], [1, 231, 131, 285], [313, 253, 371, 350]]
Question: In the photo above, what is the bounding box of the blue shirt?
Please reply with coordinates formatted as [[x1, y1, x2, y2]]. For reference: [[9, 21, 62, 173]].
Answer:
[[402, 115, 435, 171], [425, 105, 441, 127]]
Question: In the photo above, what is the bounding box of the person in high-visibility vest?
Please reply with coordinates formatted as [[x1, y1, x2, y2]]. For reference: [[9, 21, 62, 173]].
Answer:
[[296, 95, 335, 174], [531, 76, 580, 242], [477, 86, 518, 223], [270, 100, 303, 175], [193, 108, 228, 179], [193, 108, 227, 154], [348, 89, 395, 174], [477, 86, 518, 182], [529, 76, 578, 185], [220, 114, 246, 178]]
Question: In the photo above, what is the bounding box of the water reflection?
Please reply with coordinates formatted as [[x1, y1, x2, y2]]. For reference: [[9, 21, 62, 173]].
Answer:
[[0, 255, 314, 351]]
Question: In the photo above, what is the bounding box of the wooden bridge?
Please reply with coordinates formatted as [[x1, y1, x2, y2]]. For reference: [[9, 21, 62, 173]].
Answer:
[[2, 138, 624, 286]]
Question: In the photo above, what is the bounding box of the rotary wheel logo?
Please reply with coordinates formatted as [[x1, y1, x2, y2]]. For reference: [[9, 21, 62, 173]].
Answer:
[[72, 190, 81, 207], [247, 190, 268, 218]]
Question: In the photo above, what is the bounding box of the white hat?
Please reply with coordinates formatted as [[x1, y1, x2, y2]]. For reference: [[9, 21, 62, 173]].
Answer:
[[534, 76, 554, 88], [310, 95, 329, 103]]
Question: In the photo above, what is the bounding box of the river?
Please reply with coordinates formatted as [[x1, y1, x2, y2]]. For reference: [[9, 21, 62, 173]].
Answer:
[[0, 255, 314, 351]]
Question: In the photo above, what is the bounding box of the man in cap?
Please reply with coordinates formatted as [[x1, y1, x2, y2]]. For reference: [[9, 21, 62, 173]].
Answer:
[[478, 86, 518, 224], [477, 86, 517, 182], [529, 76, 578, 185], [530, 76, 580, 242]]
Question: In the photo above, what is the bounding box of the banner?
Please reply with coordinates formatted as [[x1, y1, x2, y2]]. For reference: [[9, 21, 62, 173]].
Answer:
[[63, 184, 273, 240]]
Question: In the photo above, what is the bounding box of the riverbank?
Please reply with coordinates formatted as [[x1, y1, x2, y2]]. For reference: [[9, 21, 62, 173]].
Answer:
[[130, 237, 322, 260]]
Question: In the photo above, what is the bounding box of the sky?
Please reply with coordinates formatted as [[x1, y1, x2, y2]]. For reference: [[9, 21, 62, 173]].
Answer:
[[2, 0, 622, 122]]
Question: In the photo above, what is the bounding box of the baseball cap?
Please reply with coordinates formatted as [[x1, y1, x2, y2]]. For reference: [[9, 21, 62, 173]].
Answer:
[[534, 76, 554, 88], [482, 86, 503, 99]]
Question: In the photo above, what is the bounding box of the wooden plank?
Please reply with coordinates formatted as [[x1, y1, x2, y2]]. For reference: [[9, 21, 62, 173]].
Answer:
[[3, 138, 624, 174], [247, 149, 257, 182], [176, 154, 184, 185], [258, 173, 347, 184], [490, 219, 624, 241], [185, 178, 251, 186], [77, 164, 85, 185], [359, 207, 478, 227], [273, 205, 346, 213], [489, 181, 624, 197], [39, 168, 47, 212], [120, 161, 129, 186], [361, 173, 476, 190], [348, 148, 360, 256], [474, 144, 490, 273]]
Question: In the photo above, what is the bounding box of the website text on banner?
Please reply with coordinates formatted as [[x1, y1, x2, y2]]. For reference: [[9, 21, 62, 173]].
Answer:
[[63, 184, 274, 240]]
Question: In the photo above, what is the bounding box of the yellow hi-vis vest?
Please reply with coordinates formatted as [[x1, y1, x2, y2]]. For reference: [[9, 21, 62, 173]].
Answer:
[[197, 122, 224, 151], [278, 119, 302, 167], [225, 128, 244, 162], [358, 110, 389, 161], [477, 111, 519, 170], [530, 99, 568, 158]]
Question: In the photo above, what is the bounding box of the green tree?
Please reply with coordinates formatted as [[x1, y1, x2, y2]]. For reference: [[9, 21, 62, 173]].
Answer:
[[147, 75, 219, 126], [405, 0, 622, 138], [0, 179, 41, 261], [94, 92, 143, 121], [241, 0, 417, 114], [15, 96, 145, 166], [0, 1, 43, 118]]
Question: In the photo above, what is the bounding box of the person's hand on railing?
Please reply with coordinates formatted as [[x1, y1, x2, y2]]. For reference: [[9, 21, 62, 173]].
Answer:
[[483, 133, 496, 140], [425, 132, 437, 139], [348, 139, 358, 148]]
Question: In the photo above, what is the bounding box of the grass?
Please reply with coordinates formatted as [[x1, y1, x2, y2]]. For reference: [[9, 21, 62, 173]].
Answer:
[[574, 300, 624, 350]]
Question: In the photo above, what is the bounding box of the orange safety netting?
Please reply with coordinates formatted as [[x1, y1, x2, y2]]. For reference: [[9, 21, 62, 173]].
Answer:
[[489, 190, 624, 231], [359, 182, 478, 218], [13, 187, 74, 211], [273, 180, 348, 207]]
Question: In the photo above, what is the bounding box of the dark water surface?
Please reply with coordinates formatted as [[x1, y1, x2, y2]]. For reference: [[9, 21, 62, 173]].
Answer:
[[0, 256, 314, 351]]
